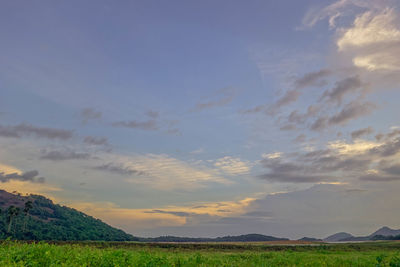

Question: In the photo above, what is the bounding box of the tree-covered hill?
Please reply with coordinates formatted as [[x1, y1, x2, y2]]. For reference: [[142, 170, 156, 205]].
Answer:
[[0, 189, 138, 241]]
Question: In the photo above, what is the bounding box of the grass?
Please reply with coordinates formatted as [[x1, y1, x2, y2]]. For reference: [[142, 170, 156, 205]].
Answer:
[[1, 241, 400, 266]]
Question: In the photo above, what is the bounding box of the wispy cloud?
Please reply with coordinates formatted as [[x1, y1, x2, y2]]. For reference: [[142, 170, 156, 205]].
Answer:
[[40, 149, 91, 161], [80, 108, 102, 124], [192, 88, 235, 112], [0, 123, 73, 140]]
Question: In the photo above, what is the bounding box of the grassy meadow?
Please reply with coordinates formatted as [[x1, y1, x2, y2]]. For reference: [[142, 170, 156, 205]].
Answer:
[[1, 241, 400, 266]]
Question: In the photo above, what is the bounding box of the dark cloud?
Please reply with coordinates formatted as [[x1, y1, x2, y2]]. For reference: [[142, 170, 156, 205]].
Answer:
[[311, 101, 375, 131], [329, 101, 375, 126], [92, 163, 145, 176], [321, 76, 363, 105], [351, 126, 374, 139], [0, 123, 73, 140], [0, 170, 45, 183], [40, 150, 91, 161], [258, 158, 333, 183], [267, 89, 301, 115], [83, 136, 109, 146], [369, 138, 400, 157], [382, 163, 400, 176], [310, 117, 328, 131], [288, 105, 320, 124], [295, 69, 331, 89], [81, 108, 102, 123], [112, 120, 158, 130]]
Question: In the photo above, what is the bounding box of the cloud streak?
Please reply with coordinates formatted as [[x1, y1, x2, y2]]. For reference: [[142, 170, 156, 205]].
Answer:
[[0, 170, 45, 183], [0, 123, 73, 140]]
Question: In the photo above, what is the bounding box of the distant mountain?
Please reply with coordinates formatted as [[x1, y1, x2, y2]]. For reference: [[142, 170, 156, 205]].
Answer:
[[323, 232, 354, 242], [324, 227, 400, 242], [0, 189, 138, 241], [140, 234, 289, 243], [369, 227, 400, 238], [297, 237, 322, 242]]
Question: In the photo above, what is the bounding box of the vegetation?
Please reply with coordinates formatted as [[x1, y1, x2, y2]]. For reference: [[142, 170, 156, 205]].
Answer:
[[139, 234, 288, 243], [2, 241, 400, 266], [0, 190, 137, 241]]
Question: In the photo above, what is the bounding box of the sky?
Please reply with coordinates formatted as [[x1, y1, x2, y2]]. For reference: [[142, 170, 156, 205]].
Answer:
[[1, 0, 400, 239]]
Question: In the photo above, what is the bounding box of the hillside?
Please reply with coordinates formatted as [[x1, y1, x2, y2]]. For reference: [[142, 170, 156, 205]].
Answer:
[[369, 227, 400, 238], [324, 227, 400, 242], [0, 190, 138, 241], [323, 232, 354, 242]]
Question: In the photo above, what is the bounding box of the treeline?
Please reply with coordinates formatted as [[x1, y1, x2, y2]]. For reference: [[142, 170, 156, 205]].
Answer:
[[371, 235, 400, 241], [0, 193, 138, 241], [139, 234, 289, 242]]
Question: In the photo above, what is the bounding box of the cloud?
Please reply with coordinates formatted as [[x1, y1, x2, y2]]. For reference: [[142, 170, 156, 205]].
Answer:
[[112, 120, 158, 131], [258, 157, 335, 183], [144, 210, 191, 217], [320, 76, 363, 105], [0, 123, 74, 140], [101, 153, 233, 191], [301, 0, 388, 29], [259, 128, 400, 185], [311, 101, 376, 131], [294, 69, 331, 89], [81, 108, 102, 123], [242, 89, 301, 115], [192, 88, 235, 111], [329, 101, 376, 125], [288, 105, 321, 124], [83, 136, 109, 146], [92, 163, 145, 176], [40, 150, 91, 161], [0, 169, 45, 183], [337, 8, 400, 71], [69, 197, 255, 236], [351, 126, 374, 139], [214, 156, 251, 175]]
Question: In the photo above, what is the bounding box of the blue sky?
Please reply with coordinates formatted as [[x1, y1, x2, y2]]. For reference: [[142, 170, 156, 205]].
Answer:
[[1, 0, 400, 239]]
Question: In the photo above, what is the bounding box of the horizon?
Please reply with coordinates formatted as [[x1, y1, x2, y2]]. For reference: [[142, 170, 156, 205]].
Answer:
[[1, 0, 400, 240]]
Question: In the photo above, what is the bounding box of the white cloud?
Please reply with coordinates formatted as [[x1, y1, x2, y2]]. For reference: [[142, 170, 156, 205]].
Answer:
[[214, 156, 251, 175], [337, 8, 400, 71]]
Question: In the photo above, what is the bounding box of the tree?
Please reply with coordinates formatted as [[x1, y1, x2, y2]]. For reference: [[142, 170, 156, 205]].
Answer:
[[23, 201, 33, 232], [7, 206, 19, 233]]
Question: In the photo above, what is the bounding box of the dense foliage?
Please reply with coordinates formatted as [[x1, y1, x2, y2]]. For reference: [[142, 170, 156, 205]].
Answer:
[[0, 192, 138, 241]]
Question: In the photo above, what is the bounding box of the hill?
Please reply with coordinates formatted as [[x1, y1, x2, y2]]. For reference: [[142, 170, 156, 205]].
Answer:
[[0, 189, 138, 241], [369, 226, 400, 238], [323, 232, 353, 242], [324, 227, 400, 242]]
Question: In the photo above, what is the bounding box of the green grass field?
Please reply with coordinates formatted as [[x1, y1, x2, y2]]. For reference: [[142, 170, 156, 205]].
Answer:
[[1, 241, 400, 266]]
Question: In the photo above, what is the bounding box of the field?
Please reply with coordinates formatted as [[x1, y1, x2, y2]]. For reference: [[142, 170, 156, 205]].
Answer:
[[1, 240, 400, 266]]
